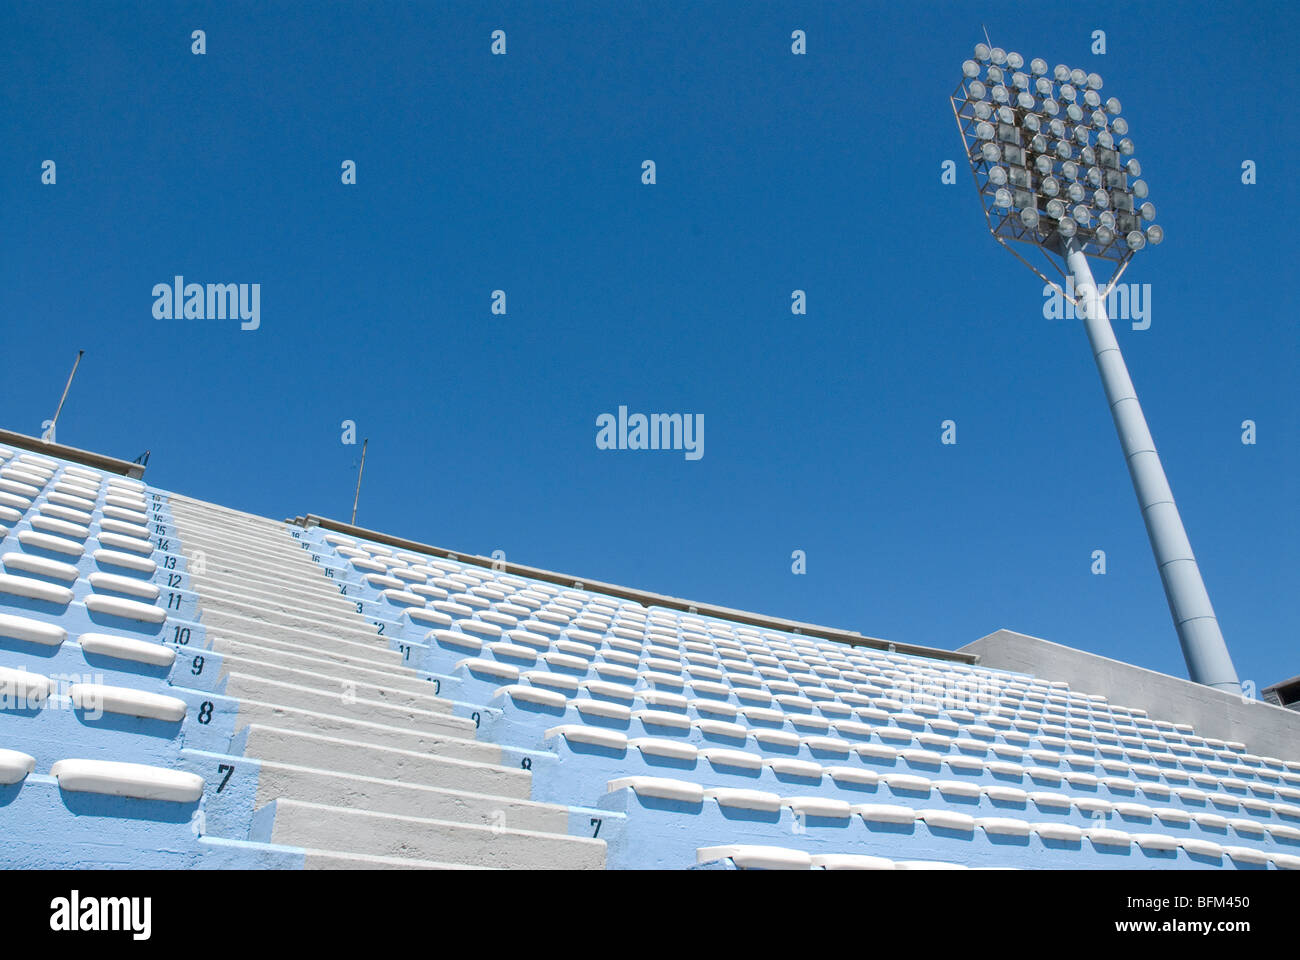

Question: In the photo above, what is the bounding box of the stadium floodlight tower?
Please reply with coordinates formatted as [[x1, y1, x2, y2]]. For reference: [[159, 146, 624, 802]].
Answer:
[[950, 43, 1240, 693]]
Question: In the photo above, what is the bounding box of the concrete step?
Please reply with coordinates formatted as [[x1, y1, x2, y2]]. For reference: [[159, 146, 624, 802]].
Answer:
[[216, 650, 445, 712], [200, 607, 395, 655], [212, 634, 424, 689], [259, 798, 605, 869], [211, 631, 407, 679], [193, 588, 382, 638], [252, 757, 572, 832], [223, 673, 461, 733], [302, 848, 495, 870], [231, 696, 479, 751], [242, 725, 528, 797], [201, 608, 401, 663]]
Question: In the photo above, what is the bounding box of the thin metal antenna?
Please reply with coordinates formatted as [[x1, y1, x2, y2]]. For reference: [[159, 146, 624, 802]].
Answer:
[[45, 349, 85, 443], [350, 438, 368, 525], [982, 24, 993, 47]]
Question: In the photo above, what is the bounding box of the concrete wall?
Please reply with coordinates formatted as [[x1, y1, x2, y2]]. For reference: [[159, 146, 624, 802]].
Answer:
[[961, 629, 1300, 762]]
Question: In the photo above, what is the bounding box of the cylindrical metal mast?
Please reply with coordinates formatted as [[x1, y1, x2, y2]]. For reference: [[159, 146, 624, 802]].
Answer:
[[1064, 238, 1240, 692]]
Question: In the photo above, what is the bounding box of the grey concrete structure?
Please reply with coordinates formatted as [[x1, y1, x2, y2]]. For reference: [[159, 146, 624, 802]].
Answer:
[[962, 629, 1300, 759]]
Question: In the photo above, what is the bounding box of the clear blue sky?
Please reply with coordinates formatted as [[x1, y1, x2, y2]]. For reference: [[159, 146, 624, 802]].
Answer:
[[2, 2, 1296, 692]]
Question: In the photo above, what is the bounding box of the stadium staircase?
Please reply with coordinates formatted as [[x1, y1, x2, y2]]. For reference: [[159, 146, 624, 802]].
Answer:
[[2, 440, 1299, 869]]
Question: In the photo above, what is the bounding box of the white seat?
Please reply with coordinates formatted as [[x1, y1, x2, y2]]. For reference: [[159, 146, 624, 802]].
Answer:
[[69, 683, 186, 722], [853, 803, 918, 824], [1, 554, 78, 582], [545, 725, 626, 750], [976, 817, 1032, 837], [918, 809, 976, 832], [84, 594, 164, 624], [0, 665, 54, 704], [784, 796, 853, 819], [811, 853, 895, 870], [705, 788, 782, 812], [0, 611, 67, 647], [607, 776, 702, 803], [49, 759, 203, 803], [697, 845, 812, 870], [79, 633, 175, 667]]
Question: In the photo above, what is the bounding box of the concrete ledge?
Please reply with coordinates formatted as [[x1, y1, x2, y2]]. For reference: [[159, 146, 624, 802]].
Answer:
[[0, 428, 146, 479], [960, 629, 1300, 761], [288, 513, 977, 666]]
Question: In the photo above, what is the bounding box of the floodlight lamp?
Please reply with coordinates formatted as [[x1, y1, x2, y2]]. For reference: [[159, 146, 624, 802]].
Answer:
[[974, 42, 991, 61], [963, 59, 980, 78], [1054, 64, 1070, 81], [1072, 205, 1091, 226], [976, 120, 995, 140], [1046, 198, 1066, 219], [1139, 201, 1156, 221], [1094, 188, 1110, 208], [1061, 160, 1079, 179], [1118, 137, 1135, 156], [1049, 117, 1065, 138], [987, 65, 1004, 83], [1042, 176, 1060, 196], [1073, 126, 1090, 145], [1112, 116, 1129, 135], [992, 85, 1009, 103], [997, 104, 1015, 123], [1042, 99, 1059, 116], [1022, 113, 1040, 132], [1058, 216, 1078, 238], [1012, 72, 1029, 90], [1083, 89, 1101, 109], [1081, 146, 1096, 165], [1030, 57, 1048, 75], [1105, 96, 1122, 114], [969, 80, 987, 99], [1067, 182, 1085, 202], [1095, 224, 1114, 246], [1086, 72, 1103, 90], [1017, 91, 1035, 110], [991, 47, 1006, 64], [1020, 207, 1040, 228], [1035, 155, 1053, 175], [1006, 51, 1024, 69], [995, 187, 1013, 207], [1126, 230, 1145, 250], [1132, 179, 1148, 199], [1056, 140, 1073, 160], [1030, 133, 1048, 153], [1091, 110, 1107, 128], [1067, 103, 1084, 123], [989, 165, 1008, 185], [1098, 210, 1115, 228], [1145, 224, 1164, 244], [974, 101, 993, 119], [1097, 131, 1114, 149], [1035, 77, 1053, 96], [1125, 157, 1141, 176], [981, 142, 1001, 162], [1087, 166, 1103, 187], [1060, 83, 1077, 102]]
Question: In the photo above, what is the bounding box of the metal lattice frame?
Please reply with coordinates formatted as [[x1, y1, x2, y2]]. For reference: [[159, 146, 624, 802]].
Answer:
[[949, 48, 1161, 301]]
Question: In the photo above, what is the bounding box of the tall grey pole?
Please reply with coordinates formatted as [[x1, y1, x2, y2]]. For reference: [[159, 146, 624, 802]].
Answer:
[[350, 438, 368, 526], [1064, 238, 1240, 693]]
